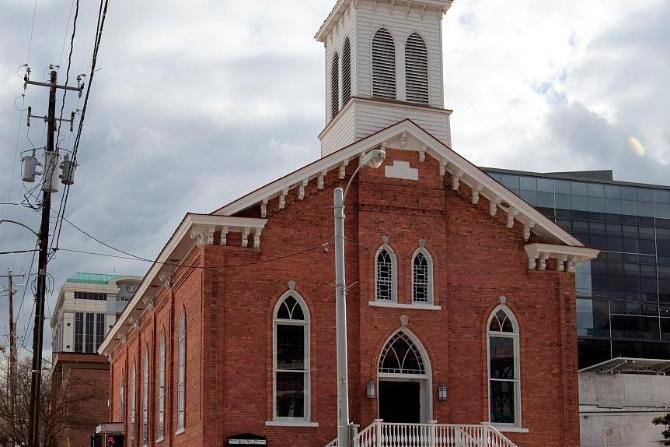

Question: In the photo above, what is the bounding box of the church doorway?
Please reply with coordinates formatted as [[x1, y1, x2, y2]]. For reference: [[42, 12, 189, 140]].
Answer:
[[377, 330, 432, 423]]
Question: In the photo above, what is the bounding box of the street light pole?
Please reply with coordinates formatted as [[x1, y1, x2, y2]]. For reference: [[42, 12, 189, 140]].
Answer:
[[333, 148, 386, 447], [333, 186, 350, 447]]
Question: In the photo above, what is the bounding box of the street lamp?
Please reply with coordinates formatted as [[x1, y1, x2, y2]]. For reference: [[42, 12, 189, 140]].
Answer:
[[334, 148, 386, 447]]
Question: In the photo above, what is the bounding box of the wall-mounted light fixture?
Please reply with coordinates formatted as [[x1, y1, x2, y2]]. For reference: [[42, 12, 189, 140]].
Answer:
[[367, 381, 376, 399], [438, 384, 447, 401]]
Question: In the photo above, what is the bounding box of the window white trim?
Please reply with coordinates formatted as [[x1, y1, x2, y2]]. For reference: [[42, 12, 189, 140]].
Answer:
[[176, 310, 186, 431], [129, 362, 136, 447], [141, 349, 149, 447], [264, 420, 319, 427], [411, 247, 434, 304], [375, 244, 397, 302], [272, 290, 312, 423], [156, 333, 166, 441], [486, 305, 522, 428], [368, 301, 440, 311], [119, 368, 125, 422], [377, 328, 433, 422], [405, 31, 429, 104]]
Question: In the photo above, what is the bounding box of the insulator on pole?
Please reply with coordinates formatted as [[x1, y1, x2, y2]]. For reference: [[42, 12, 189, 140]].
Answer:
[[27, 106, 31, 127], [70, 111, 75, 132]]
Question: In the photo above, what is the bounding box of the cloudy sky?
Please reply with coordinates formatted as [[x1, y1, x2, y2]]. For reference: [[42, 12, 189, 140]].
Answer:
[[0, 0, 668, 357]]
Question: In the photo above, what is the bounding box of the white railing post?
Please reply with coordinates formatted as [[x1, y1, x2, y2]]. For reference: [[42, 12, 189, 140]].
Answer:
[[374, 419, 383, 447], [429, 420, 437, 447], [481, 423, 490, 447], [351, 423, 360, 447]]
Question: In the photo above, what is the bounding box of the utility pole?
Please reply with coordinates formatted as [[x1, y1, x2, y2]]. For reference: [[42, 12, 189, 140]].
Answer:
[[24, 69, 82, 447], [0, 270, 20, 447]]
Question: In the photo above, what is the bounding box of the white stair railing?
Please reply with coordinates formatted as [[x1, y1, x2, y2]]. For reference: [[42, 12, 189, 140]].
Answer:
[[326, 420, 518, 447]]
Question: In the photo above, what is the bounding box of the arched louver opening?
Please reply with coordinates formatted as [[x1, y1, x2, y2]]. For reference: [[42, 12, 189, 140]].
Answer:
[[331, 52, 340, 118], [372, 28, 396, 100], [405, 32, 429, 104], [342, 38, 352, 105]]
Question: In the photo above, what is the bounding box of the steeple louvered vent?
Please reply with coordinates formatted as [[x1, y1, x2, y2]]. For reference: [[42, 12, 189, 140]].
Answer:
[[331, 52, 340, 118], [372, 28, 396, 100], [405, 32, 429, 104], [342, 38, 352, 105]]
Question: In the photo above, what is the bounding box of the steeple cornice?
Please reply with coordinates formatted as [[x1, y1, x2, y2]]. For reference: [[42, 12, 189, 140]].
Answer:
[[315, 0, 453, 42]]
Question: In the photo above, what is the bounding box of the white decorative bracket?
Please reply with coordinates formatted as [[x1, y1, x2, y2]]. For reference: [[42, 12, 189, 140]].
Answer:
[[241, 228, 250, 248], [298, 180, 307, 200], [253, 229, 262, 249], [339, 160, 349, 179], [471, 184, 483, 205], [538, 253, 549, 271], [261, 200, 268, 218], [318, 171, 326, 190], [279, 189, 288, 210], [524, 244, 599, 272], [418, 145, 426, 162], [400, 131, 407, 148], [506, 208, 518, 228], [439, 161, 447, 177], [523, 222, 535, 242], [489, 198, 501, 217], [220, 226, 229, 246], [451, 170, 463, 191], [191, 226, 215, 247]]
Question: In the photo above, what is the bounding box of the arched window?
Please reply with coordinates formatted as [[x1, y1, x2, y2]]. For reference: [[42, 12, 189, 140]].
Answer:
[[331, 52, 340, 118], [405, 32, 429, 104], [129, 362, 137, 446], [141, 350, 149, 446], [372, 28, 396, 99], [342, 38, 352, 104], [379, 332, 426, 375], [488, 306, 521, 426], [375, 245, 397, 302], [156, 334, 166, 440], [412, 248, 433, 304], [119, 368, 125, 421], [176, 311, 186, 432], [273, 292, 310, 421]]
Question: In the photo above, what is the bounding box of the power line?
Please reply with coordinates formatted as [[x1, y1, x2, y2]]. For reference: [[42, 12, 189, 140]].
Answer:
[[52, 0, 110, 253], [0, 249, 40, 256], [63, 217, 152, 262]]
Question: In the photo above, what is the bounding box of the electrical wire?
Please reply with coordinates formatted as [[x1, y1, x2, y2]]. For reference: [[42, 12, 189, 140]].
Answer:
[[52, 0, 110, 254], [63, 217, 152, 262], [0, 249, 40, 256]]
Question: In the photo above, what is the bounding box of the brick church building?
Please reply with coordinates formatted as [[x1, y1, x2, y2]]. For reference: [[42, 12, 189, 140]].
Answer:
[[98, 1, 599, 446]]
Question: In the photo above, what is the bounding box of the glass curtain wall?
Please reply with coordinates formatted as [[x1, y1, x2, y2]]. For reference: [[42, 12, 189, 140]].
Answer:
[[486, 169, 670, 367]]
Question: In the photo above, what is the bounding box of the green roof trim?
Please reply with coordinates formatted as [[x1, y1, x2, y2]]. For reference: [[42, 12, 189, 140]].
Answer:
[[66, 272, 121, 285]]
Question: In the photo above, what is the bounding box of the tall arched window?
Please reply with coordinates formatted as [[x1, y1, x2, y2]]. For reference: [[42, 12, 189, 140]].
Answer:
[[176, 311, 186, 432], [129, 362, 136, 447], [375, 245, 397, 302], [405, 32, 429, 104], [342, 38, 352, 104], [488, 306, 521, 426], [331, 52, 340, 118], [372, 28, 396, 99], [119, 368, 125, 421], [141, 350, 149, 446], [412, 248, 433, 304], [156, 334, 166, 440], [273, 292, 310, 421]]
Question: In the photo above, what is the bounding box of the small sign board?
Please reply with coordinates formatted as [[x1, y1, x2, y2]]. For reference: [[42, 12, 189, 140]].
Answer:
[[227, 434, 267, 446]]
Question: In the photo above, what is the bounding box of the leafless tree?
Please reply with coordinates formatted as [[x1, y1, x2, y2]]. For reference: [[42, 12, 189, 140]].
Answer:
[[0, 357, 105, 447]]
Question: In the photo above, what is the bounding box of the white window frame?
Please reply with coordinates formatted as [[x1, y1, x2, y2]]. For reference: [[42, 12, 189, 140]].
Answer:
[[120, 368, 125, 421], [271, 290, 311, 424], [176, 311, 186, 433], [156, 334, 166, 442], [405, 31, 429, 104], [130, 362, 136, 447], [375, 244, 397, 302], [411, 247, 434, 304], [141, 350, 149, 447], [487, 305, 522, 428]]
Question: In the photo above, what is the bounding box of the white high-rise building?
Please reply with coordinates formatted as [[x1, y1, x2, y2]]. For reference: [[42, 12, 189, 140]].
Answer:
[[51, 272, 141, 354]]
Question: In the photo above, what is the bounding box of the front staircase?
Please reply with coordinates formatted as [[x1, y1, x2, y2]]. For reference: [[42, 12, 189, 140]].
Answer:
[[326, 420, 518, 447]]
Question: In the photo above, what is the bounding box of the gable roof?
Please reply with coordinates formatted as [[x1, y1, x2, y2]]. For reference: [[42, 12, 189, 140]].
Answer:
[[214, 119, 583, 248]]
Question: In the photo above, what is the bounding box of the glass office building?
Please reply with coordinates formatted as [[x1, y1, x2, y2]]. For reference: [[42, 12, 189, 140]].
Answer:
[[484, 168, 670, 367]]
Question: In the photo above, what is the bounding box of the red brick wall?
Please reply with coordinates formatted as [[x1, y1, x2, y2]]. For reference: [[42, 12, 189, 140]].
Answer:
[[109, 147, 581, 447]]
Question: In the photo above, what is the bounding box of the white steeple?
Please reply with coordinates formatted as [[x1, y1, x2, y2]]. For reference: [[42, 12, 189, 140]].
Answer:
[[316, 0, 454, 157]]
